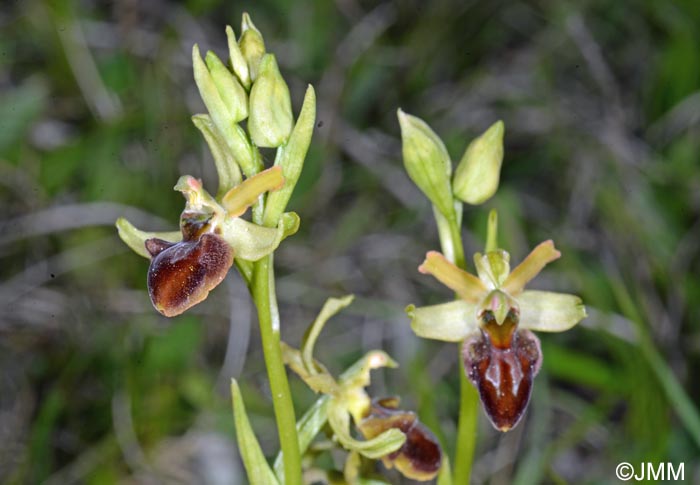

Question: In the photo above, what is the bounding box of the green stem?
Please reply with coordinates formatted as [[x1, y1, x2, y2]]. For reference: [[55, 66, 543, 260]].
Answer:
[[444, 214, 479, 484], [455, 371, 480, 484], [252, 254, 302, 485]]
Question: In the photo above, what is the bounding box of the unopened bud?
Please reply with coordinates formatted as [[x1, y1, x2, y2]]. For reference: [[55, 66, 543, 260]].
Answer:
[[248, 54, 293, 148], [225, 25, 250, 89], [453, 121, 504, 205], [239, 13, 266, 82], [205, 51, 248, 123], [397, 109, 454, 219]]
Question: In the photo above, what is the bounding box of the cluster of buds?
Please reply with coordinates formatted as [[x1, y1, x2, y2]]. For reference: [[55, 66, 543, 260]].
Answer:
[[398, 112, 586, 431], [116, 14, 315, 316]]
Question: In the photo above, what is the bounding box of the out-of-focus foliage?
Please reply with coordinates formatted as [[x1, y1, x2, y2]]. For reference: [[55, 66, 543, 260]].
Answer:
[[1, 0, 699, 483]]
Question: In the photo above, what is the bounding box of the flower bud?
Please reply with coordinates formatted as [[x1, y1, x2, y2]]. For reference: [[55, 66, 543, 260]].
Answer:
[[453, 120, 505, 205], [192, 45, 255, 176], [248, 54, 293, 148], [397, 110, 454, 219], [205, 50, 248, 123], [226, 25, 250, 89], [239, 12, 266, 82]]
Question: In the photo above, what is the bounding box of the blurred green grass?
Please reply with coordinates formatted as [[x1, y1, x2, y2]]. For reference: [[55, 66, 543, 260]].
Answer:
[[1, 0, 699, 483]]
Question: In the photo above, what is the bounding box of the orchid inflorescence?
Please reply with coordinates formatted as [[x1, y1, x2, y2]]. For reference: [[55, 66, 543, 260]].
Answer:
[[116, 13, 444, 485], [115, 9, 586, 484]]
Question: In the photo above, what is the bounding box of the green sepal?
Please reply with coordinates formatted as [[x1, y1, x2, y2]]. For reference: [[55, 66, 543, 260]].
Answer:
[[230, 379, 280, 485], [220, 211, 299, 262], [406, 300, 478, 343], [327, 398, 406, 460], [302, 295, 355, 376], [192, 114, 242, 197], [115, 217, 180, 259], [263, 85, 316, 227]]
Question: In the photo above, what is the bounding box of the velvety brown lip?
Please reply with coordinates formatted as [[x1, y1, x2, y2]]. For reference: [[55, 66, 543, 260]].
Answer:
[[146, 233, 233, 317], [463, 328, 541, 431]]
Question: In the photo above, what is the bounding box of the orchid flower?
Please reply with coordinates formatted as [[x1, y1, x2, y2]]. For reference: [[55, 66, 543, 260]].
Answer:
[[408, 226, 586, 431]]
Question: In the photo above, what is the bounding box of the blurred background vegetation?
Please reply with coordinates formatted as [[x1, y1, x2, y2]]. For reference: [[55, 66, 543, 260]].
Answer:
[[1, 0, 699, 483]]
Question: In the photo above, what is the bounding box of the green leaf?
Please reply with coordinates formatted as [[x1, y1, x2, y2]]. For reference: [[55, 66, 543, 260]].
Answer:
[[115, 217, 180, 259], [327, 399, 405, 459], [437, 456, 453, 485], [230, 379, 280, 485], [263, 85, 316, 227], [406, 301, 477, 343], [273, 395, 330, 483]]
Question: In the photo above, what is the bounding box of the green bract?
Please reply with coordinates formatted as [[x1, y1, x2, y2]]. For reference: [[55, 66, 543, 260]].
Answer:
[[397, 109, 454, 219], [248, 54, 293, 148], [452, 121, 504, 205]]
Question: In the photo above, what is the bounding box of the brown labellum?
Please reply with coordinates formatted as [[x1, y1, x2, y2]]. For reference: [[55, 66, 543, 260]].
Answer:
[[462, 314, 542, 432], [358, 397, 443, 481], [145, 233, 234, 317]]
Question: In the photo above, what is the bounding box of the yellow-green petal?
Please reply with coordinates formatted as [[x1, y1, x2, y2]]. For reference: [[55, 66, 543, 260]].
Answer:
[[221, 166, 284, 217], [517, 290, 586, 332], [419, 251, 487, 303], [406, 300, 478, 342]]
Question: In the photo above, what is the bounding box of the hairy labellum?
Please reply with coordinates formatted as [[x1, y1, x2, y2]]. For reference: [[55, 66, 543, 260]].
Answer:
[[462, 324, 542, 432], [358, 397, 442, 481], [145, 233, 233, 317]]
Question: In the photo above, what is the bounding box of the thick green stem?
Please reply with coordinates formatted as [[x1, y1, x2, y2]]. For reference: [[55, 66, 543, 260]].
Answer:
[[442, 213, 479, 484], [252, 254, 302, 485]]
